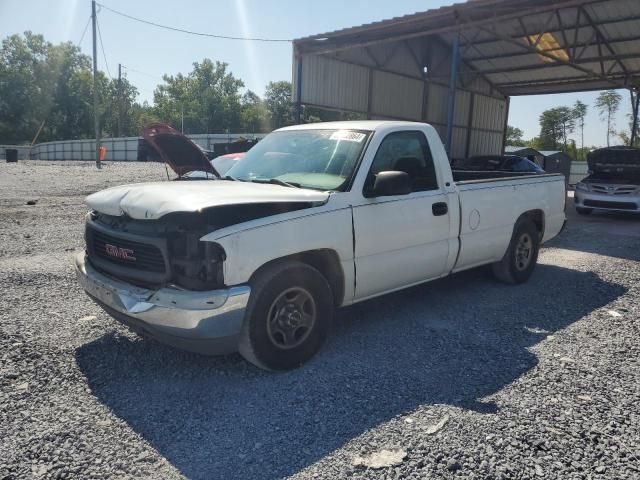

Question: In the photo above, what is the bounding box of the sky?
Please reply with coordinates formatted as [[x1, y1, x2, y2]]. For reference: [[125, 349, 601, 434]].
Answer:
[[0, 0, 633, 148]]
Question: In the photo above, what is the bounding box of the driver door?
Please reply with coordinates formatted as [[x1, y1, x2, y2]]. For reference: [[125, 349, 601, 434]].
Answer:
[[352, 130, 451, 300]]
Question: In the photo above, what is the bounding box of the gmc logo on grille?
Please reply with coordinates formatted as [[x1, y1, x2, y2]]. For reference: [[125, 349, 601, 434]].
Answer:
[[105, 243, 136, 261]]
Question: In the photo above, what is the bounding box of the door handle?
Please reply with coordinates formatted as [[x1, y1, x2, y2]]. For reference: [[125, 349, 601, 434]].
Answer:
[[432, 202, 448, 216]]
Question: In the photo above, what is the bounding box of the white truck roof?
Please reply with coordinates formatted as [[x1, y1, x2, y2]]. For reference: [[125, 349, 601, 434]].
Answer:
[[277, 120, 428, 132]]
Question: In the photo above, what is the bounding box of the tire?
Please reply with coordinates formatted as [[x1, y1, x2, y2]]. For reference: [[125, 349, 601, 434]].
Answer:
[[491, 218, 540, 284], [576, 206, 593, 215], [238, 261, 333, 371]]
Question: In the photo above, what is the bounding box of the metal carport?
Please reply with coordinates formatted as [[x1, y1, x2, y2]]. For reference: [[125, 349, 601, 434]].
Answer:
[[292, 0, 640, 158]]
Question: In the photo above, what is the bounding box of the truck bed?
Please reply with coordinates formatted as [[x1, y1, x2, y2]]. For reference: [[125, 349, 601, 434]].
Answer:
[[452, 169, 543, 183], [451, 172, 566, 272]]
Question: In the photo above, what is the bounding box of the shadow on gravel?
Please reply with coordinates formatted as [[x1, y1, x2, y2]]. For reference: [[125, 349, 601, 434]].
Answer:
[[75, 264, 626, 480]]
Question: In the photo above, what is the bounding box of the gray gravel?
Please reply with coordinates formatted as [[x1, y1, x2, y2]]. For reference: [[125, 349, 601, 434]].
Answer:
[[1, 160, 639, 480]]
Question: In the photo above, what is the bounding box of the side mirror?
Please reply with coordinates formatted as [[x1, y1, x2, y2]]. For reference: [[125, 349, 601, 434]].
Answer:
[[366, 171, 412, 197]]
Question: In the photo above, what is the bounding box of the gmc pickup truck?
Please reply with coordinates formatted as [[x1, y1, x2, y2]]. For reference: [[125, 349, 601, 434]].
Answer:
[[76, 121, 566, 370]]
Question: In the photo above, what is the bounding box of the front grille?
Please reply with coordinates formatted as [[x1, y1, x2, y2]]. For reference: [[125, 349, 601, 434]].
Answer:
[[583, 199, 637, 210], [89, 226, 166, 273], [590, 184, 638, 195]]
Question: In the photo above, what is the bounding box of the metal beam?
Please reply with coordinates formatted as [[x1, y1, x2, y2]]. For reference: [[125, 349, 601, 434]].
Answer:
[[457, 11, 640, 49], [445, 34, 460, 155], [464, 33, 640, 63], [574, 28, 598, 61], [363, 47, 381, 68], [295, 57, 303, 123], [460, 52, 640, 77], [404, 40, 424, 77], [296, 0, 602, 56], [570, 7, 581, 61], [429, 34, 502, 95], [554, 9, 571, 58], [476, 22, 632, 90], [465, 91, 475, 157], [579, 5, 628, 75], [501, 96, 510, 155], [495, 72, 640, 88], [366, 68, 374, 120]]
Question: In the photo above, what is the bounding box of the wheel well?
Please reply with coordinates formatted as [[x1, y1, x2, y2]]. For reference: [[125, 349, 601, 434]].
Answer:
[[519, 209, 545, 239], [250, 250, 345, 307]]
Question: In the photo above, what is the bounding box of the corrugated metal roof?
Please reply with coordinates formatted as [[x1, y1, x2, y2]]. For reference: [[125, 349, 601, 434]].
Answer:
[[505, 146, 541, 154], [295, 0, 640, 96]]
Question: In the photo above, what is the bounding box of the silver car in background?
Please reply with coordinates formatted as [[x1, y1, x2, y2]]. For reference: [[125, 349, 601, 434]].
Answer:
[[575, 147, 640, 215]]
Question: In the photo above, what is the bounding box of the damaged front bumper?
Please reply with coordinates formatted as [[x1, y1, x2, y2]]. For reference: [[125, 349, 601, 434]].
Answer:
[[75, 252, 250, 355]]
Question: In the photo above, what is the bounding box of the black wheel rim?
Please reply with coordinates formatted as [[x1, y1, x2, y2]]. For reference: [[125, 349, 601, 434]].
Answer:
[[515, 233, 533, 271], [266, 287, 316, 350]]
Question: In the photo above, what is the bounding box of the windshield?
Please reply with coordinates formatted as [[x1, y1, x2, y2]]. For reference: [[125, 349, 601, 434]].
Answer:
[[226, 129, 370, 190]]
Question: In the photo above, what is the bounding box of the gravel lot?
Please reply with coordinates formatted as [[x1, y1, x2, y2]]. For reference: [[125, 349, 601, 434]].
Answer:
[[1, 161, 639, 480]]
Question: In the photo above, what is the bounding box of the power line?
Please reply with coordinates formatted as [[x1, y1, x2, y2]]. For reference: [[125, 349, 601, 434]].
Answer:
[[78, 16, 91, 45], [96, 2, 292, 43], [95, 14, 112, 78], [122, 65, 164, 81]]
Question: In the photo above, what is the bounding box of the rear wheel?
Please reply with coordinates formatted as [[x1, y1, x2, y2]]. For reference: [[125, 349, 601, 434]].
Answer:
[[491, 218, 540, 284], [238, 261, 333, 371], [576, 206, 593, 215]]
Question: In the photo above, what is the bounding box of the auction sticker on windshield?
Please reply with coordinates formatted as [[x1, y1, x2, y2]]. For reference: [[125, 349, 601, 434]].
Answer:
[[329, 130, 367, 142]]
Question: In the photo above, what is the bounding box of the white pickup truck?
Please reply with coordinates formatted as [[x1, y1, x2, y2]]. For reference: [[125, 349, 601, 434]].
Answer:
[[76, 121, 566, 370]]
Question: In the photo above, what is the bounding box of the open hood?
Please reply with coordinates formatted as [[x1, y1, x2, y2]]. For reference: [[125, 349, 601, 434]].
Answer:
[[142, 123, 218, 177], [587, 147, 640, 176]]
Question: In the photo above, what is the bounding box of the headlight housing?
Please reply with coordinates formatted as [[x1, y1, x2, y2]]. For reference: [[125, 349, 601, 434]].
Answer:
[[576, 182, 590, 192]]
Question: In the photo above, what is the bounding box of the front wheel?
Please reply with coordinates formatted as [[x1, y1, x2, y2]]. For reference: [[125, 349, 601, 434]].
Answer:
[[238, 261, 333, 371], [491, 219, 540, 284]]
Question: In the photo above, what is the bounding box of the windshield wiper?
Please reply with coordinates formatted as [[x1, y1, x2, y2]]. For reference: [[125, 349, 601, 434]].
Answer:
[[250, 178, 301, 188], [222, 175, 238, 181]]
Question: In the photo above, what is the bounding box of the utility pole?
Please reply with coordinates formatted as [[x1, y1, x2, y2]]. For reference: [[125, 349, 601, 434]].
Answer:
[[117, 63, 122, 137], [181, 103, 184, 133], [91, 0, 101, 168]]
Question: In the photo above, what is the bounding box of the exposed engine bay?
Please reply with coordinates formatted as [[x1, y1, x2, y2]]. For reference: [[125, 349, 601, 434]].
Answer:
[[85, 202, 314, 291]]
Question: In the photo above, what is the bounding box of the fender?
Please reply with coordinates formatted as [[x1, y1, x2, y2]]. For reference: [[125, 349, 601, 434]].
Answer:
[[200, 195, 356, 302]]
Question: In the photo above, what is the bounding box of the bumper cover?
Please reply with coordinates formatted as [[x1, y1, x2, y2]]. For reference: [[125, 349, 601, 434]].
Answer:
[[75, 252, 250, 354], [575, 190, 640, 212]]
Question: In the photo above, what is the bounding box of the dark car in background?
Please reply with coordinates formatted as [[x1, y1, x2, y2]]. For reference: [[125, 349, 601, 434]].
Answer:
[[452, 155, 545, 174]]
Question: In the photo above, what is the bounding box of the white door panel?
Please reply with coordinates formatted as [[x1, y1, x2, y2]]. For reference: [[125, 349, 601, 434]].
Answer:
[[353, 192, 450, 299]]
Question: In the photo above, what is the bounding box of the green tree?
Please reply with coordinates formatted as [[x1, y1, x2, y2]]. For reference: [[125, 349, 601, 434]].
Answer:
[[538, 108, 563, 149], [0, 31, 125, 143], [538, 107, 575, 150], [506, 125, 525, 146], [154, 59, 244, 134], [556, 106, 576, 151], [127, 101, 159, 135], [572, 100, 588, 159], [264, 80, 295, 129], [595, 90, 622, 147], [240, 90, 267, 133], [0, 32, 89, 142], [100, 77, 140, 137]]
